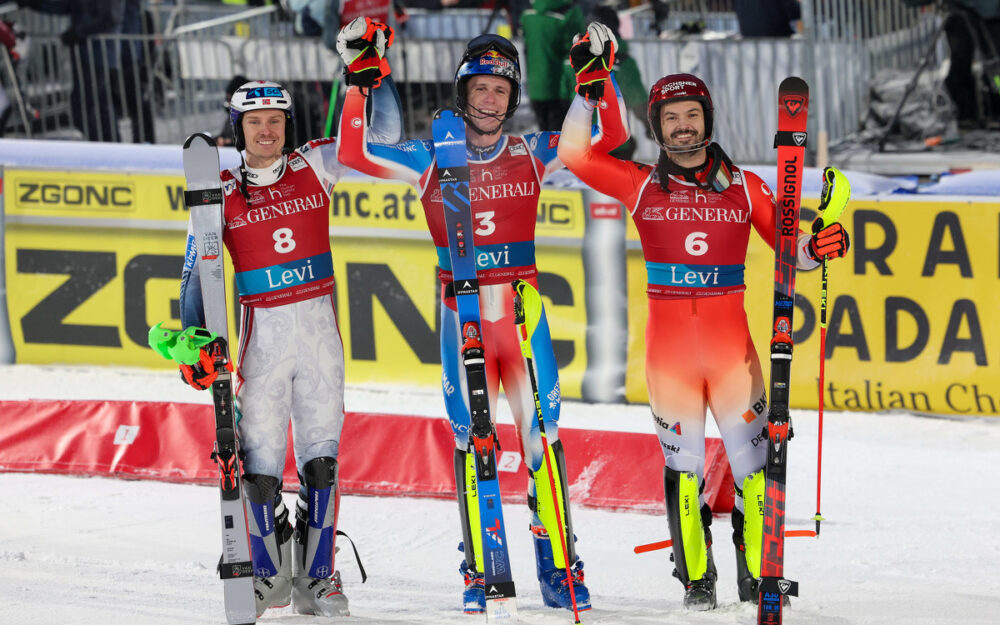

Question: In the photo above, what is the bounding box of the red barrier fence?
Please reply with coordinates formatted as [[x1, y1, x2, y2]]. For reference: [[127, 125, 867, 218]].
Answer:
[[0, 399, 734, 514]]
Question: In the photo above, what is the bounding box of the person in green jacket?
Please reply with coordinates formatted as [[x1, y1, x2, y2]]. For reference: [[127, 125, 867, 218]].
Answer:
[[592, 5, 647, 160], [520, 0, 586, 130], [558, 5, 647, 159]]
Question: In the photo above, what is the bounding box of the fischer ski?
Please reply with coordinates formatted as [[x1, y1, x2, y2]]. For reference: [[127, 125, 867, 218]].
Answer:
[[432, 108, 517, 622], [758, 77, 809, 625], [182, 133, 256, 625]]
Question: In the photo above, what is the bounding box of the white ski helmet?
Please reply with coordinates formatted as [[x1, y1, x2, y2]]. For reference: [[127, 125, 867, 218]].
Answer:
[[229, 80, 295, 153]]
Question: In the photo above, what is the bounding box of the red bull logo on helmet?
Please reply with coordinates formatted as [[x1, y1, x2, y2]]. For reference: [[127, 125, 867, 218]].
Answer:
[[479, 50, 514, 68]]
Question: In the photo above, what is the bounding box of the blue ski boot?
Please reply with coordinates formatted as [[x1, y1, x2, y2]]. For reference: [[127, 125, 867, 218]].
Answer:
[[458, 542, 485, 614], [245, 474, 292, 617], [531, 524, 591, 611]]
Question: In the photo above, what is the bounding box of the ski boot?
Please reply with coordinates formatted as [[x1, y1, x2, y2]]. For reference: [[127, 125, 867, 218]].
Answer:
[[664, 466, 718, 611], [531, 520, 591, 610], [528, 439, 591, 612], [291, 457, 350, 617], [458, 543, 485, 614], [674, 549, 718, 610], [733, 507, 760, 602], [245, 474, 293, 616]]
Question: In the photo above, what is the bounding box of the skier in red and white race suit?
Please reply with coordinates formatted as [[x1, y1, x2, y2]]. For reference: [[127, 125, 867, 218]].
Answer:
[[334, 17, 628, 614], [178, 79, 400, 618], [558, 23, 850, 612]]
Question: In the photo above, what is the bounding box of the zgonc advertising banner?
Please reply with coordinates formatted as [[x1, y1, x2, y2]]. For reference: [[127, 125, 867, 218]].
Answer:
[[3, 164, 998, 417], [0, 167, 595, 400], [623, 197, 1000, 418]]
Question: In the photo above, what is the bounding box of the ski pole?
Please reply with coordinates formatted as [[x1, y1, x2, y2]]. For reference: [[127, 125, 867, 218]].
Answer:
[[324, 77, 341, 138], [812, 166, 851, 537], [513, 279, 581, 624], [633, 529, 819, 555]]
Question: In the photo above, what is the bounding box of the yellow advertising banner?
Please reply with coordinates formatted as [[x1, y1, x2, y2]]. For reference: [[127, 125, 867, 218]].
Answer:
[[625, 197, 1000, 417], [4, 168, 190, 220], [328, 181, 589, 398], [4, 169, 194, 367], [4, 170, 589, 398]]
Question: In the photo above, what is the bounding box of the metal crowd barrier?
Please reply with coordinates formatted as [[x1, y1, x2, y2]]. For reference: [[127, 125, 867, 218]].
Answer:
[[0, 1, 939, 165]]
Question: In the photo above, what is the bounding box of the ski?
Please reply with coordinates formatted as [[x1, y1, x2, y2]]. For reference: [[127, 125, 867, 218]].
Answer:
[[758, 77, 809, 625], [432, 108, 517, 622], [182, 133, 256, 625]]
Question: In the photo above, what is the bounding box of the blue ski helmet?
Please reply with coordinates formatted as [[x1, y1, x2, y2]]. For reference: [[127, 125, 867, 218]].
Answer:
[[229, 80, 296, 153], [454, 34, 521, 120]]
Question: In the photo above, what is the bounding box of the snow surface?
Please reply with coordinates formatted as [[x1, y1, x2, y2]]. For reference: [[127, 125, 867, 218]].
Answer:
[[2, 364, 999, 624]]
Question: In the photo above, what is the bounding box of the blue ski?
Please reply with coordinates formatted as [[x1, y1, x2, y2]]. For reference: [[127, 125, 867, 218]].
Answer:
[[432, 108, 517, 621]]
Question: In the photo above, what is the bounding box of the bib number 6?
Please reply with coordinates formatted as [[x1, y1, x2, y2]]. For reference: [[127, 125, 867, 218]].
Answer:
[[685, 232, 708, 256]]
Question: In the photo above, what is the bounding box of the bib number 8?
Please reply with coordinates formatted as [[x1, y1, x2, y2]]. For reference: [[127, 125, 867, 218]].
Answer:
[[273, 227, 297, 254]]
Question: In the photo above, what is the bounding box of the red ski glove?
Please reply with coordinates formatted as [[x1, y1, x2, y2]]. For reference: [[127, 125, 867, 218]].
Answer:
[[179, 339, 232, 390], [808, 221, 850, 260]]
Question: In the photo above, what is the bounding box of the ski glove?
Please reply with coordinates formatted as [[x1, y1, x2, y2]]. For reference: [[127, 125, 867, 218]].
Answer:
[[179, 338, 232, 391], [808, 221, 850, 260], [336, 16, 394, 88], [570, 22, 617, 101]]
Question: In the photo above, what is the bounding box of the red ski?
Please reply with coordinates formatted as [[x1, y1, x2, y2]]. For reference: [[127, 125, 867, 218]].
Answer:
[[758, 76, 809, 625]]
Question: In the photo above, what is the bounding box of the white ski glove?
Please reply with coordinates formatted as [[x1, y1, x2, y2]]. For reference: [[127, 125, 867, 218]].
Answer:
[[336, 16, 394, 88], [570, 22, 618, 100]]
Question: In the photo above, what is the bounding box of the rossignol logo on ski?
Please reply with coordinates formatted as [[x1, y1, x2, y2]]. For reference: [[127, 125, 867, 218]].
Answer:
[[781, 95, 806, 117], [778, 579, 792, 593]]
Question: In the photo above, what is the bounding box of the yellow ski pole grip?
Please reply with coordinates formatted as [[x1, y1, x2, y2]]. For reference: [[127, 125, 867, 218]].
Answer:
[[815, 166, 851, 231], [512, 279, 543, 340]]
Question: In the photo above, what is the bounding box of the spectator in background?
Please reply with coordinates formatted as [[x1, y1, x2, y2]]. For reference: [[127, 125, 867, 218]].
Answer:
[[18, 0, 127, 142], [0, 18, 26, 137], [520, 0, 586, 131], [120, 0, 155, 143], [216, 73, 250, 146], [589, 4, 646, 160], [942, 0, 1000, 127], [321, 0, 393, 52], [734, 0, 800, 38], [284, 0, 325, 36]]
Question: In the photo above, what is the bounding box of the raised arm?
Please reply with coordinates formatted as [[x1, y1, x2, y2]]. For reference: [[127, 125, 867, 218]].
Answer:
[[336, 85, 430, 189], [334, 17, 431, 189], [558, 94, 648, 209]]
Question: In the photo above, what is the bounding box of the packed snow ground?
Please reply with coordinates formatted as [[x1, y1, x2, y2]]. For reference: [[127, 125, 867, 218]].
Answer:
[[1, 365, 999, 624]]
